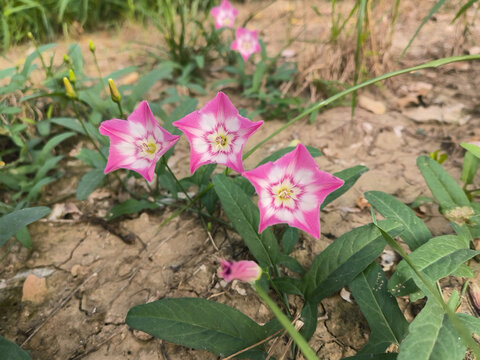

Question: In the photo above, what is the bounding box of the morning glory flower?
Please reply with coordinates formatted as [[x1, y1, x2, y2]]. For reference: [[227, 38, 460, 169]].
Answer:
[[211, 0, 238, 29], [242, 144, 344, 239], [99, 101, 180, 182], [219, 260, 262, 283], [231, 27, 261, 61], [172, 92, 263, 174]]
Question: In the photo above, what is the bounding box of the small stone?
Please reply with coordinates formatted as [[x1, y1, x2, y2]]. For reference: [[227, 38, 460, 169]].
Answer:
[[133, 329, 153, 341], [71, 264, 85, 277], [358, 95, 386, 115], [22, 274, 47, 303]]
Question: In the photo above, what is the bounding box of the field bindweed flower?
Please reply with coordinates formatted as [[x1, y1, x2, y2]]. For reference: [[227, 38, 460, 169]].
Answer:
[[219, 260, 262, 283], [172, 92, 263, 174], [211, 0, 238, 29], [242, 144, 344, 239], [231, 28, 261, 61], [99, 101, 180, 182]]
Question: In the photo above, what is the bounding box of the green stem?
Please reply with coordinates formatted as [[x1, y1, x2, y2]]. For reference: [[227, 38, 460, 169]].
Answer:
[[243, 54, 480, 161], [116, 101, 124, 119], [372, 214, 480, 358], [254, 284, 318, 360], [92, 52, 106, 92]]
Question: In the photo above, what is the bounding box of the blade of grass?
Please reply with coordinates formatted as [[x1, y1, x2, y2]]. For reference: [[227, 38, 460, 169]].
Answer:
[[401, 0, 447, 57], [452, 0, 479, 22], [352, 0, 368, 118]]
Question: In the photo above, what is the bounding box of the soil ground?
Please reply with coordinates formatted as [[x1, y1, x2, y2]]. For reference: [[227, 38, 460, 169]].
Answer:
[[1, 0, 480, 359]]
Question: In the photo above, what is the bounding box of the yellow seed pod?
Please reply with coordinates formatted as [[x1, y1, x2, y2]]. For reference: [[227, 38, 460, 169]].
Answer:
[[68, 69, 76, 83], [63, 77, 76, 99], [89, 40, 95, 53], [27, 32, 34, 40], [108, 78, 122, 103]]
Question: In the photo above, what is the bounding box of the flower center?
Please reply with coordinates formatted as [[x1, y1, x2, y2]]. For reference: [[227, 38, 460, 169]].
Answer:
[[209, 128, 232, 153], [142, 141, 157, 155], [242, 41, 252, 51], [272, 179, 299, 209], [215, 134, 228, 147], [276, 186, 294, 201]]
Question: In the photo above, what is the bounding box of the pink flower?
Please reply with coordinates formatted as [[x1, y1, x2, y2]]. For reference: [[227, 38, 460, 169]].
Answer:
[[242, 144, 344, 239], [211, 0, 238, 29], [231, 28, 261, 61], [219, 260, 262, 283], [99, 101, 180, 182], [172, 92, 263, 174]]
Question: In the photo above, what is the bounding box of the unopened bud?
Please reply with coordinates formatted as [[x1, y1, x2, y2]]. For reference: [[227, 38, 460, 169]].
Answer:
[[63, 54, 70, 64], [89, 40, 95, 53], [0, 161, 5, 168], [63, 77, 76, 99], [27, 32, 34, 40], [68, 69, 76, 83], [108, 78, 122, 103]]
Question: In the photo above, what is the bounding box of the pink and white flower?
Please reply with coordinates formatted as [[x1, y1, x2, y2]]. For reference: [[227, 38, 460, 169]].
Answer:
[[99, 101, 180, 182], [219, 260, 262, 283], [242, 144, 344, 239], [211, 0, 238, 29], [172, 92, 263, 174], [231, 28, 261, 61]]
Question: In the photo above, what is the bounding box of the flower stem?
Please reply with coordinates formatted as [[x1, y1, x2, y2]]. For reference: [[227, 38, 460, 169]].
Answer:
[[254, 283, 318, 360]]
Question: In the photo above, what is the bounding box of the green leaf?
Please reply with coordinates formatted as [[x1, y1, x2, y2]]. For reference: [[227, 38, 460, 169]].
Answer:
[[299, 301, 318, 340], [76, 169, 105, 201], [452, 0, 479, 22], [365, 191, 431, 251], [398, 299, 465, 360], [0, 335, 31, 360], [417, 155, 470, 211], [302, 220, 403, 303], [257, 146, 322, 166], [50, 117, 86, 135], [281, 227, 298, 254], [461, 142, 480, 159], [75, 148, 106, 169], [164, 97, 198, 134], [0, 207, 50, 246], [40, 132, 75, 158], [212, 174, 280, 268], [401, 0, 447, 57], [126, 298, 269, 357], [106, 199, 159, 221], [272, 277, 304, 296], [461, 150, 479, 185], [388, 235, 480, 296], [278, 254, 304, 274], [126, 64, 172, 107], [252, 62, 267, 92], [15, 226, 32, 248], [349, 262, 409, 354], [456, 313, 480, 335], [321, 165, 368, 209]]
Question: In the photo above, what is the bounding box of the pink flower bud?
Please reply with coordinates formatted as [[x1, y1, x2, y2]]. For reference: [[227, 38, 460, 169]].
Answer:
[[218, 260, 262, 283]]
